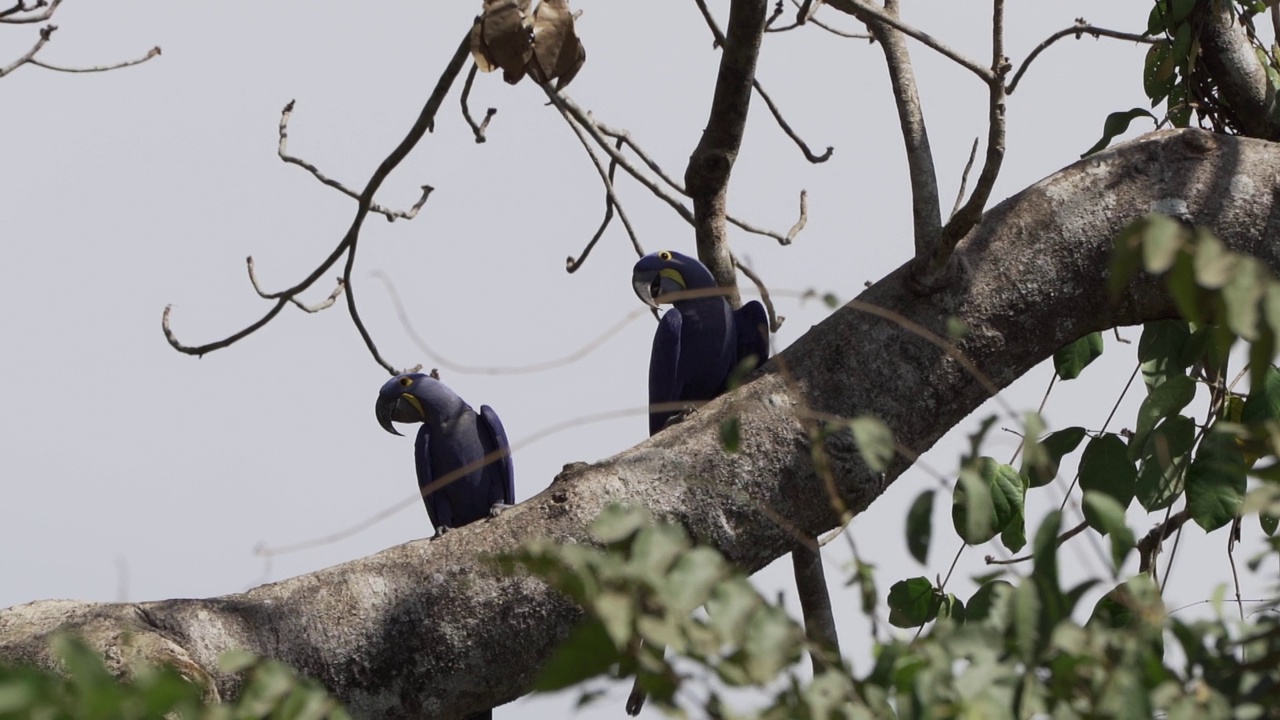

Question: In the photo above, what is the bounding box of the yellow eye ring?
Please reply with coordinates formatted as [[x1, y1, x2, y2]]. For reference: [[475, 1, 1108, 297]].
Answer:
[[658, 250, 673, 261], [399, 376, 413, 387]]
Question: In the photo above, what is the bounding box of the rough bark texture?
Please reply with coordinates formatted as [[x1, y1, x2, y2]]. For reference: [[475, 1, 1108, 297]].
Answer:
[[4, 129, 1280, 718], [1194, 1, 1280, 140]]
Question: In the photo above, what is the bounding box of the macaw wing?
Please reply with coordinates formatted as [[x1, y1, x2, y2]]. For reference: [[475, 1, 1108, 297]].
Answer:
[[414, 425, 447, 530], [648, 308, 683, 436], [478, 405, 516, 506], [734, 300, 770, 370]]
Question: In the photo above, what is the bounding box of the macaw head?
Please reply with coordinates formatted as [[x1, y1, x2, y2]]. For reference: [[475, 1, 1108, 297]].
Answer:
[[375, 373, 462, 436], [631, 250, 717, 308]]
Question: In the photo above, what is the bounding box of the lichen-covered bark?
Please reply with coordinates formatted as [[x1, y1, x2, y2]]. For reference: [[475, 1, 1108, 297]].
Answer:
[[4, 129, 1280, 718]]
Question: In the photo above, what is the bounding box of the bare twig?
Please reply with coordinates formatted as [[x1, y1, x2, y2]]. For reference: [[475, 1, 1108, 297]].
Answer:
[[277, 100, 433, 222], [29, 45, 161, 73], [1007, 20, 1157, 95], [566, 136, 641, 272], [950, 137, 980, 220], [163, 29, 472, 373], [865, 0, 941, 260], [733, 254, 784, 332], [460, 63, 497, 143], [549, 95, 645, 268], [751, 77, 833, 163], [693, 0, 833, 164], [825, 0, 993, 82], [984, 520, 1088, 565], [0, 23, 54, 77], [247, 257, 345, 313], [0, 0, 59, 23]]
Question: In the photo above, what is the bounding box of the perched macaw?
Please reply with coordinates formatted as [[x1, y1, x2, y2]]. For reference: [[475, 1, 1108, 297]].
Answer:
[[626, 249, 770, 717], [631, 249, 770, 435], [375, 372, 515, 535]]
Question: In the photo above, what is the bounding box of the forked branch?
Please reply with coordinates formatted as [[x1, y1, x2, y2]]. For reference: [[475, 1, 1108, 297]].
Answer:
[[163, 30, 472, 374]]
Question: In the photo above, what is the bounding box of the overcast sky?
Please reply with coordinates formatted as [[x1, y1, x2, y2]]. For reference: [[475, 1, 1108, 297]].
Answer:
[[1, 1, 1272, 717]]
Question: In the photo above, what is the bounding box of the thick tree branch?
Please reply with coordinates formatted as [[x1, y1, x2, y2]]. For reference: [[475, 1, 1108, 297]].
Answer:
[[6, 130, 1279, 718], [686, 0, 768, 299], [863, 0, 941, 261], [1192, 1, 1280, 140]]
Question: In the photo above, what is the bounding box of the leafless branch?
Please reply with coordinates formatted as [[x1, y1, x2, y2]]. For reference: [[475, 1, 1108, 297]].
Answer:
[[685, 0, 769, 297], [0, 23, 53, 78], [0, 0, 59, 23], [277, 100, 433, 222], [247, 256, 345, 313], [28, 45, 160, 73], [950, 137, 979, 219], [734, 254, 784, 332], [555, 98, 804, 246], [729, 189, 808, 245], [984, 520, 1088, 565], [1138, 509, 1191, 575], [565, 137, 640, 272], [694, 0, 833, 165], [917, 0, 1008, 288], [751, 76, 833, 163], [549, 101, 644, 270], [460, 63, 497, 143], [1006, 19, 1157, 95], [770, 0, 872, 39], [864, 0, 941, 260], [163, 29, 472, 374], [825, 0, 993, 82]]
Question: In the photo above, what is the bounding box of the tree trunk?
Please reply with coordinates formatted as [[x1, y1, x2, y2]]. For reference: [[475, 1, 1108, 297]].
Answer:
[[2, 129, 1275, 719]]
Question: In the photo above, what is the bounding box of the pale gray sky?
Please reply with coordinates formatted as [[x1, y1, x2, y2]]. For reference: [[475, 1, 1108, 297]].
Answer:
[[1, 1, 1269, 717]]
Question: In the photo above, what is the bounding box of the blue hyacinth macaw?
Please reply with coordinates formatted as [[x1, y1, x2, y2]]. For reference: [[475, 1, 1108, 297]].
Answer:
[[375, 373, 515, 535], [631, 249, 770, 436]]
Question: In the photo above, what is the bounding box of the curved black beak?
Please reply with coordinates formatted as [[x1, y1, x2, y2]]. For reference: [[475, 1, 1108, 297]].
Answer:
[[632, 270, 660, 309], [375, 395, 403, 436]]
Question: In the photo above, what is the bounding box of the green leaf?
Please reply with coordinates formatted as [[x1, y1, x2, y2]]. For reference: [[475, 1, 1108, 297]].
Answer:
[[1022, 426, 1086, 488], [849, 415, 894, 472], [966, 580, 1014, 624], [1193, 232, 1236, 289], [1169, 0, 1196, 25], [1111, 218, 1146, 300], [706, 578, 762, 646], [1223, 256, 1266, 341], [1136, 414, 1195, 511], [1143, 41, 1175, 104], [741, 604, 805, 683], [1053, 332, 1104, 380], [1170, 250, 1208, 322], [1089, 574, 1164, 631], [905, 490, 933, 565], [1170, 21, 1192, 65], [887, 577, 940, 628], [218, 649, 259, 674], [1079, 434, 1138, 531], [531, 619, 621, 691], [1139, 319, 1192, 390], [1082, 108, 1157, 157], [952, 458, 1022, 544], [1082, 491, 1135, 567], [1141, 212, 1187, 274], [1129, 373, 1197, 460], [1262, 513, 1279, 536], [719, 417, 741, 453], [938, 593, 966, 624], [590, 505, 651, 544], [1242, 365, 1280, 424], [1012, 580, 1041, 664], [630, 524, 690, 581], [1000, 497, 1027, 554], [594, 590, 636, 648], [662, 547, 727, 615], [1186, 428, 1247, 532]]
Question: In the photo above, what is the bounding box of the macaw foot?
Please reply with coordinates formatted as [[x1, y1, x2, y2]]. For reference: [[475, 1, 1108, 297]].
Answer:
[[661, 411, 689, 430], [431, 526, 453, 539], [488, 503, 513, 519]]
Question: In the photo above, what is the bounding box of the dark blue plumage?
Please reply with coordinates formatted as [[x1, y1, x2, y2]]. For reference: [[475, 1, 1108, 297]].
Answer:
[[375, 373, 514, 535], [631, 250, 770, 435]]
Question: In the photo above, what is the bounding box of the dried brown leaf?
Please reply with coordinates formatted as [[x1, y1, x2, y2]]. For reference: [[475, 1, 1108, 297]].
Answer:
[[481, 0, 533, 84], [469, 18, 497, 73], [529, 0, 585, 89]]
